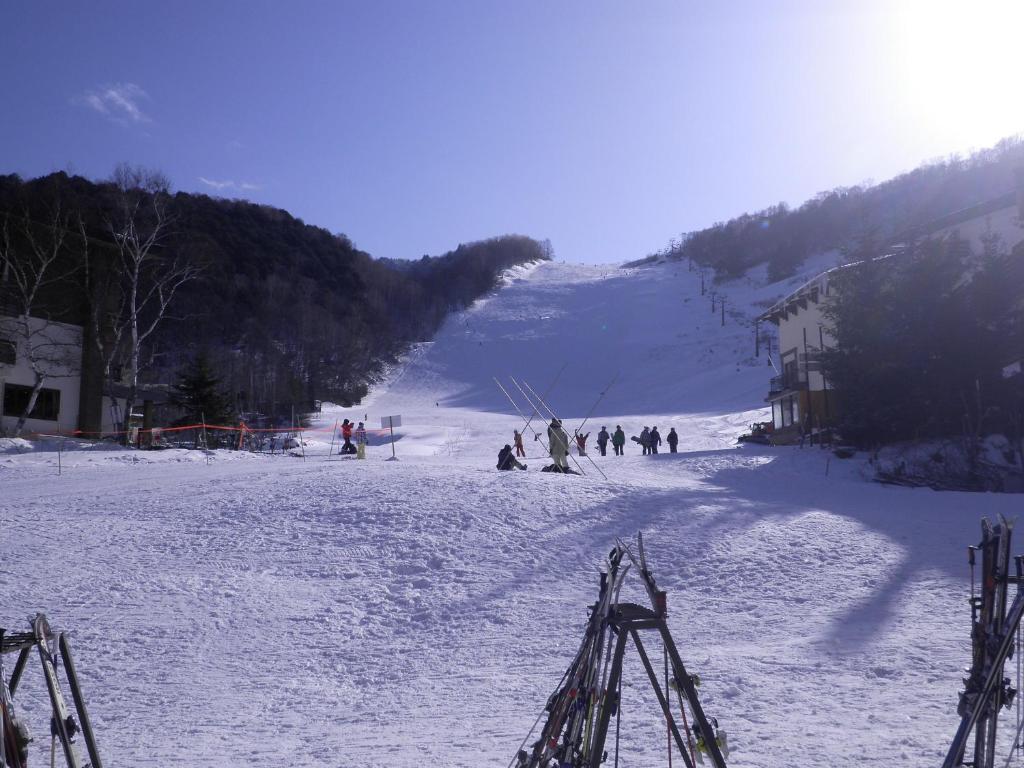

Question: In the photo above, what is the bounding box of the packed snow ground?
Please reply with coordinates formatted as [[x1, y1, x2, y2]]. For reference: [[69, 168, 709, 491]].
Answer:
[[2, 258, 1020, 767]]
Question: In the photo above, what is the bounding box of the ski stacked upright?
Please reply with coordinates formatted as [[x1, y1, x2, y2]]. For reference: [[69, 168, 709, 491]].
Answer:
[[515, 546, 629, 767], [1, 629, 26, 768], [511, 535, 729, 768], [943, 516, 1024, 768], [32, 615, 87, 768]]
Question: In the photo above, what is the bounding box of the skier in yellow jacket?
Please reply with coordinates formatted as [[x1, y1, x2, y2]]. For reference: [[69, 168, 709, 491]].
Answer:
[[547, 418, 570, 471]]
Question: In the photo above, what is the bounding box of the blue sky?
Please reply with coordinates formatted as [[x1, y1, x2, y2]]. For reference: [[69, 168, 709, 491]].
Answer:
[[3, 1, 1022, 263]]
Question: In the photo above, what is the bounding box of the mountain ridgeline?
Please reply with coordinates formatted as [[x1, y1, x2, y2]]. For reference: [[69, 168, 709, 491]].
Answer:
[[0, 172, 551, 418], [655, 136, 1024, 279]]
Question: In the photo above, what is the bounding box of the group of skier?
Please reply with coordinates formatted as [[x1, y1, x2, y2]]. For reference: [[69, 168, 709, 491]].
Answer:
[[498, 419, 683, 471], [632, 425, 679, 455]]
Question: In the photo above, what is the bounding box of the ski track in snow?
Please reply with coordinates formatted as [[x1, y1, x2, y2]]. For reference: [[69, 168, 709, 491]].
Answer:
[[2, 258, 1018, 767]]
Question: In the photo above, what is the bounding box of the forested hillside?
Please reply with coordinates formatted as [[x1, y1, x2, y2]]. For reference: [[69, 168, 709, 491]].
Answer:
[[655, 136, 1024, 279], [0, 171, 550, 418]]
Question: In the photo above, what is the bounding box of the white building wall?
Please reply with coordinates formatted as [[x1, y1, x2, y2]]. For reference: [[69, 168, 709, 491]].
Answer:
[[775, 277, 835, 391], [0, 315, 83, 435]]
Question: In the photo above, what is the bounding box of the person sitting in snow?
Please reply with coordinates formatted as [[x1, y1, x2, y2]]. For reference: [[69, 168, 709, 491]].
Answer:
[[667, 427, 679, 453], [575, 431, 589, 456], [596, 426, 610, 456], [547, 418, 570, 471], [513, 429, 526, 457], [497, 444, 527, 471]]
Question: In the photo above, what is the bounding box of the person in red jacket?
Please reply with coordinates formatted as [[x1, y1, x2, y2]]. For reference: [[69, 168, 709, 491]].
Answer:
[[340, 419, 356, 454], [513, 429, 526, 457]]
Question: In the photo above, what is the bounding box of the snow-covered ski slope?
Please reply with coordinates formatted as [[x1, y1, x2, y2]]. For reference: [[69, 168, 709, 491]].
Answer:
[[360, 257, 779, 457], [2, 257, 1021, 768]]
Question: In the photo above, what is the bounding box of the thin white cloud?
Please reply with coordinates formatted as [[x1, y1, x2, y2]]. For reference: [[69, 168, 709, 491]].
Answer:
[[199, 177, 262, 193], [75, 83, 151, 124]]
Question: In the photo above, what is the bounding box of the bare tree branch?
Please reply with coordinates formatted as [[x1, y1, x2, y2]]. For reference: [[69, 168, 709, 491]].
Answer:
[[95, 164, 200, 441], [0, 203, 84, 436]]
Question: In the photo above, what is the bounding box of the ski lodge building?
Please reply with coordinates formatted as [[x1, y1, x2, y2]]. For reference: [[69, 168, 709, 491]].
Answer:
[[759, 177, 1024, 442], [0, 313, 88, 435], [0, 311, 159, 438], [758, 268, 838, 441]]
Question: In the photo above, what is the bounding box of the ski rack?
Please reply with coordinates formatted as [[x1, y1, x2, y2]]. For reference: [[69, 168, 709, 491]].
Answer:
[[511, 535, 727, 768], [0, 614, 102, 768], [943, 516, 1024, 768]]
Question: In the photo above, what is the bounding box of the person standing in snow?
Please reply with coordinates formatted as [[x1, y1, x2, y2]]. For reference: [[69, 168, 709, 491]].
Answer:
[[667, 427, 679, 453], [597, 426, 610, 456], [340, 419, 355, 454], [612, 426, 625, 456], [639, 426, 651, 455], [650, 426, 662, 455], [575, 431, 589, 456], [548, 418, 570, 471], [355, 421, 367, 459], [513, 429, 526, 457]]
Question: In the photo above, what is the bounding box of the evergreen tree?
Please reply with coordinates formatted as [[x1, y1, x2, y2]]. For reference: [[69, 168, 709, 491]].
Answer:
[[169, 352, 234, 426], [822, 236, 1014, 451]]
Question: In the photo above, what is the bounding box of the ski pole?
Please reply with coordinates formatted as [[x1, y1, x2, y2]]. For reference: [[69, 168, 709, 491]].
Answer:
[[575, 371, 620, 438], [509, 379, 552, 451], [520, 380, 604, 480], [497, 362, 567, 442], [495, 378, 548, 451], [520, 378, 598, 478]]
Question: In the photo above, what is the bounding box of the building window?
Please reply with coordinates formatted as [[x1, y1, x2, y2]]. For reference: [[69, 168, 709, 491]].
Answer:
[[0, 338, 14, 365], [782, 358, 799, 389], [780, 395, 800, 428], [2, 383, 61, 421]]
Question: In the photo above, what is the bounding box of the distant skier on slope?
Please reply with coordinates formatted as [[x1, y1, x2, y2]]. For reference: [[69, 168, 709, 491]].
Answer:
[[547, 418, 570, 471], [575, 431, 589, 456], [639, 426, 652, 455], [612, 425, 625, 455], [650, 426, 662, 454], [513, 429, 526, 457], [497, 444, 527, 471], [667, 427, 679, 453], [596, 426, 610, 456]]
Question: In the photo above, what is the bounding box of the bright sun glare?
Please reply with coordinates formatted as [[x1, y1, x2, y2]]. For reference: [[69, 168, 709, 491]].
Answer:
[[893, 0, 1024, 149]]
